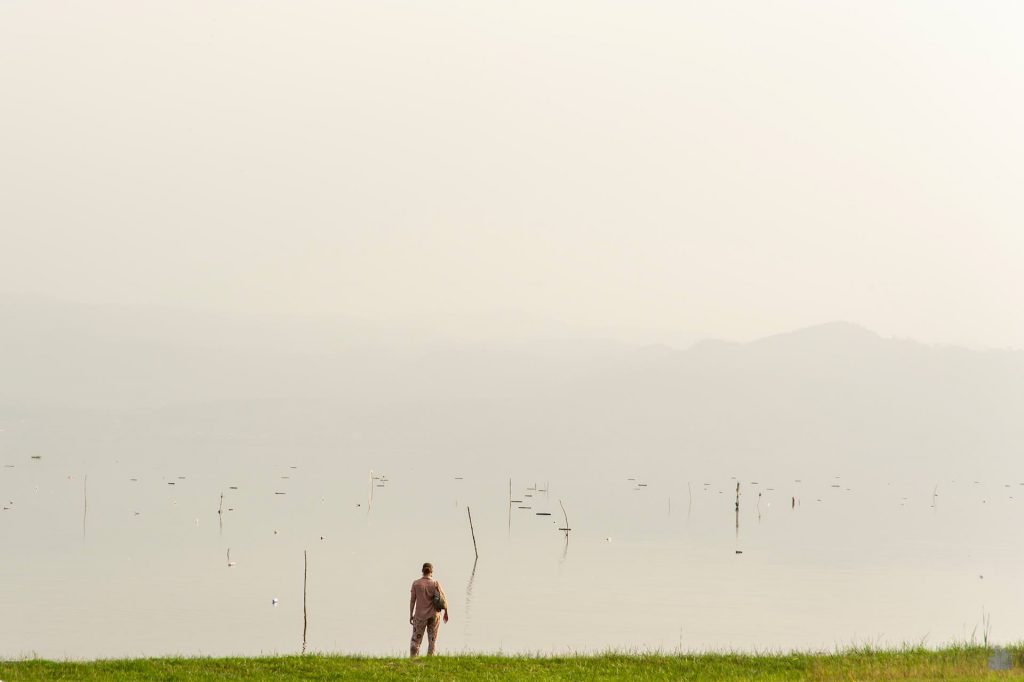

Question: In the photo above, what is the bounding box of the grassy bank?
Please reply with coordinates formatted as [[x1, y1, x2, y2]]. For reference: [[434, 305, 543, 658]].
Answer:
[[1, 646, 1022, 681]]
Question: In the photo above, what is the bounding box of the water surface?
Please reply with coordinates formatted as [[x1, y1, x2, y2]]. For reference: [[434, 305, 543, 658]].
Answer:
[[1, 445, 1021, 658]]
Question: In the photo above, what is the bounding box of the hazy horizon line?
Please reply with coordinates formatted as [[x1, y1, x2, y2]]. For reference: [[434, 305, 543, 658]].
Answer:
[[4, 289, 1021, 353]]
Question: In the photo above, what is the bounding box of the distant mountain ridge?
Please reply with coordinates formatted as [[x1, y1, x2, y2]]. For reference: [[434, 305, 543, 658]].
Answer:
[[1, 297, 1021, 476]]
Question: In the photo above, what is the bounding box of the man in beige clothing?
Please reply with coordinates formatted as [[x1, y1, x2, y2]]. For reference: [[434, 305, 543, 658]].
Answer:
[[409, 562, 449, 657]]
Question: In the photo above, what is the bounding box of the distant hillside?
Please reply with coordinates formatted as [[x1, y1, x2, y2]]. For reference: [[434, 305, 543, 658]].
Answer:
[[1, 298, 1021, 476]]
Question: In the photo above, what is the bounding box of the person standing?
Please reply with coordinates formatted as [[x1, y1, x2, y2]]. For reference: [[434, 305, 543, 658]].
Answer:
[[409, 562, 448, 657]]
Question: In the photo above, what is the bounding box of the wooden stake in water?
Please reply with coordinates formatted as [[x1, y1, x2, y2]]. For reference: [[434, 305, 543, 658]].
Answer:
[[734, 481, 741, 540], [466, 506, 479, 559], [302, 550, 308, 654]]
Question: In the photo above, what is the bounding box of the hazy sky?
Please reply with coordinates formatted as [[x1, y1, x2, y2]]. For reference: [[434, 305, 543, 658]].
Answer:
[[2, 2, 1022, 347]]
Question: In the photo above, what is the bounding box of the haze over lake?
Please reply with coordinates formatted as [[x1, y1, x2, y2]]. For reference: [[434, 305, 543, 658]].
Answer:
[[3, 0, 1023, 661], [2, 299, 1022, 658]]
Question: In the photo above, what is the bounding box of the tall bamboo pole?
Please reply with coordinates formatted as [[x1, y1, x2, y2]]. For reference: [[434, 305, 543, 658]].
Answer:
[[466, 507, 479, 559], [302, 550, 308, 654]]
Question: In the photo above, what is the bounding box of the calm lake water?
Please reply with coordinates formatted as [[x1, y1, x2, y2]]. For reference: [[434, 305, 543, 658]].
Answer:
[[2, 441, 1022, 659]]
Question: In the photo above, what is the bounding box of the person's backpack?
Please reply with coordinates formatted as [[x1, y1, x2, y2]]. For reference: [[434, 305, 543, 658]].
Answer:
[[431, 580, 447, 612]]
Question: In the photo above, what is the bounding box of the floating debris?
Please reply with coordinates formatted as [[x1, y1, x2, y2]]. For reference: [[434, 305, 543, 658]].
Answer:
[[30, 455, 41, 460], [274, 492, 286, 495], [536, 512, 552, 516]]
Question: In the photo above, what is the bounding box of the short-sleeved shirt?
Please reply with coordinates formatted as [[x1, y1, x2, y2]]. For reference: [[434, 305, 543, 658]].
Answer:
[[411, 576, 444, 620]]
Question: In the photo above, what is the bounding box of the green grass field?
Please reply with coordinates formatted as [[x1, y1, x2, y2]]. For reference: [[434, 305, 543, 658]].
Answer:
[[1, 646, 1021, 681]]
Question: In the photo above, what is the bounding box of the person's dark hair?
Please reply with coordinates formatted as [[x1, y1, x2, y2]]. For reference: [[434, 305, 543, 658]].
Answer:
[[422, 562, 433, 575]]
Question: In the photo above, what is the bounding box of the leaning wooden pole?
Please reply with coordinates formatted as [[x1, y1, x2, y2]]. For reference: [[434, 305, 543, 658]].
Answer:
[[302, 550, 308, 654], [466, 506, 479, 559], [558, 499, 571, 536]]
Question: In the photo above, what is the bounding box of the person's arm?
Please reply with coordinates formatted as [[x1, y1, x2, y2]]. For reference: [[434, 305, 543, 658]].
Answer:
[[439, 583, 449, 623], [409, 585, 416, 625]]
